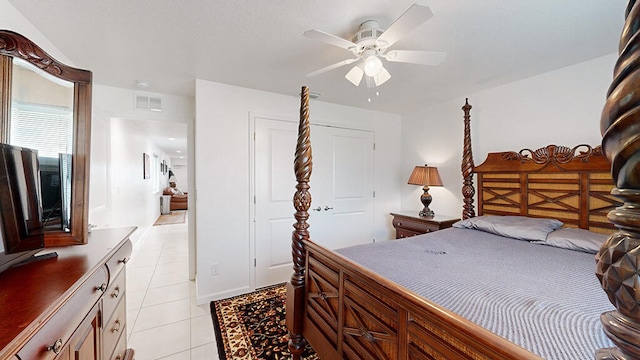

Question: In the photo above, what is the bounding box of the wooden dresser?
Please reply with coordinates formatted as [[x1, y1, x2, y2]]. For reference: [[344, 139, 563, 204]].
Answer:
[[0, 227, 136, 360], [390, 211, 460, 239]]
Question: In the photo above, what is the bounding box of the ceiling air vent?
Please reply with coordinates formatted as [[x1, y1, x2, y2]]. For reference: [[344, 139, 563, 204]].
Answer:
[[309, 91, 322, 99], [298, 91, 322, 99], [135, 94, 162, 112]]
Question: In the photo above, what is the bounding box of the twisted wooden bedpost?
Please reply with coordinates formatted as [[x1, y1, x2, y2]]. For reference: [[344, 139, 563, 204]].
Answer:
[[461, 98, 476, 219], [287, 86, 312, 360], [596, 1, 640, 358]]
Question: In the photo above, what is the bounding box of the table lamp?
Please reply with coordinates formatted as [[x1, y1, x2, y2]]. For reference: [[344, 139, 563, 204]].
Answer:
[[407, 165, 443, 217]]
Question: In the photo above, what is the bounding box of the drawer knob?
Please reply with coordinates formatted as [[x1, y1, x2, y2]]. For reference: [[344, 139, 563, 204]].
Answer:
[[324, 206, 333, 211], [96, 283, 107, 292], [111, 319, 121, 333], [312, 206, 321, 212], [111, 286, 120, 298], [118, 257, 128, 264], [47, 338, 63, 354], [397, 221, 402, 226]]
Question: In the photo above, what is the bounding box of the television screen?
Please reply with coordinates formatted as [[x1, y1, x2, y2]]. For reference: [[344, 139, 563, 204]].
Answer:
[[37, 153, 72, 232], [39, 156, 61, 230], [0, 144, 43, 257]]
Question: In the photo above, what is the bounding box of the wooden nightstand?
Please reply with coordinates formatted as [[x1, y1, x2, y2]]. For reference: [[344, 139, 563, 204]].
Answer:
[[390, 211, 460, 239]]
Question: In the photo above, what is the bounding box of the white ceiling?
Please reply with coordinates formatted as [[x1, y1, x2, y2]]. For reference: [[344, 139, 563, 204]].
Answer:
[[8, 0, 628, 154]]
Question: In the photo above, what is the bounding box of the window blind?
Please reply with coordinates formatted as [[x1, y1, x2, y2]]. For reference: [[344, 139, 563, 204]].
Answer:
[[10, 101, 73, 157]]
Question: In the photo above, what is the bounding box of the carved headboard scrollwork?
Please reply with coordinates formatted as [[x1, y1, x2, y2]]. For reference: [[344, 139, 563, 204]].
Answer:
[[501, 144, 603, 165]]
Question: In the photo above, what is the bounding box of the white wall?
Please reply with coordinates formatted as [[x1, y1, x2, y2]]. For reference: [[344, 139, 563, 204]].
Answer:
[[194, 80, 402, 302], [401, 54, 617, 218], [88, 111, 111, 227], [92, 86, 194, 125], [105, 118, 164, 226]]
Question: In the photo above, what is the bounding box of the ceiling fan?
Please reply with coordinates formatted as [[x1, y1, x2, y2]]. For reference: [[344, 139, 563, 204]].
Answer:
[[304, 3, 446, 87]]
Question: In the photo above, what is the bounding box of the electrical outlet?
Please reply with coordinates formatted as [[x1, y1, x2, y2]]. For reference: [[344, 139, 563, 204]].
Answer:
[[210, 263, 219, 276]]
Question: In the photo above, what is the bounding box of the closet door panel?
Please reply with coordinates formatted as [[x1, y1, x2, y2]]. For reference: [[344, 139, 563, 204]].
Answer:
[[254, 118, 299, 288], [311, 126, 374, 250]]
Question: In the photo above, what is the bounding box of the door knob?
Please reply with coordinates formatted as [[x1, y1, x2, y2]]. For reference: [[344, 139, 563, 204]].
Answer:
[[312, 206, 322, 211], [324, 206, 334, 211]]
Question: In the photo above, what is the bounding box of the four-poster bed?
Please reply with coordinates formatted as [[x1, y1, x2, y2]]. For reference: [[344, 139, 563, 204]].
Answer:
[[286, 2, 640, 359]]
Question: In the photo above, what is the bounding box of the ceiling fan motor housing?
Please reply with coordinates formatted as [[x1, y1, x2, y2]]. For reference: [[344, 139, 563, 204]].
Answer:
[[352, 20, 384, 51]]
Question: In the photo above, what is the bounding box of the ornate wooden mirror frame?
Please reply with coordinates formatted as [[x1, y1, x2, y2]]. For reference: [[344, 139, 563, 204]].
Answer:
[[0, 30, 91, 246]]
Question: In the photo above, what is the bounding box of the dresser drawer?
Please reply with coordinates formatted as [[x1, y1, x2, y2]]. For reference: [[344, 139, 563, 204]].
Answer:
[[396, 228, 423, 239], [392, 217, 438, 233], [103, 294, 127, 359], [106, 239, 132, 281], [108, 329, 128, 360], [16, 265, 108, 360], [103, 268, 126, 321]]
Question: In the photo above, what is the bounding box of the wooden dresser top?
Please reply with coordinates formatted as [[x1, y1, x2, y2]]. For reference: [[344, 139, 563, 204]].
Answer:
[[0, 226, 136, 356]]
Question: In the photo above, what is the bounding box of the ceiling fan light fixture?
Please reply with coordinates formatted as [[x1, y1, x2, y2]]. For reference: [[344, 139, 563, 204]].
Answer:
[[345, 65, 364, 86], [363, 55, 383, 77], [373, 67, 391, 86]]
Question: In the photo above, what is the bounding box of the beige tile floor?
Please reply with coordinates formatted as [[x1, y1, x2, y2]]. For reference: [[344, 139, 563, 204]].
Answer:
[[126, 216, 220, 359]]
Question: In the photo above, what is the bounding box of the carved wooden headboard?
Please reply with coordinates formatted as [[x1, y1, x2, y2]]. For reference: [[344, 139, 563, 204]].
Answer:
[[474, 145, 619, 234]]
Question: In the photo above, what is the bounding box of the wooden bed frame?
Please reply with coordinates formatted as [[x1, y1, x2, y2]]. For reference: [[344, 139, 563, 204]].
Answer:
[[286, 2, 640, 358]]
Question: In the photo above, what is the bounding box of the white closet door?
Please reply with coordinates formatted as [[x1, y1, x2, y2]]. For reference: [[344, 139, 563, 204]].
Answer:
[[308, 126, 375, 250], [254, 118, 298, 288], [254, 119, 374, 288]]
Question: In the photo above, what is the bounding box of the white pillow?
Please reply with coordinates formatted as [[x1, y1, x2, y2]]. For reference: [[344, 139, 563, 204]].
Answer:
[[452, 215, 563, 241], [535, 227, 609, 254]]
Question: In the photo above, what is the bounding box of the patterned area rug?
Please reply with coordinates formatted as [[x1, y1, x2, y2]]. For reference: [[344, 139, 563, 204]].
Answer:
[[153, 210, 186, 226], [210, 283, 318, 360]]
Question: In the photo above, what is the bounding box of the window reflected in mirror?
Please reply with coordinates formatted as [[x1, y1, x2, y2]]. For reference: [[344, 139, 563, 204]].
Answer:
[[10, 57, 74, 232]]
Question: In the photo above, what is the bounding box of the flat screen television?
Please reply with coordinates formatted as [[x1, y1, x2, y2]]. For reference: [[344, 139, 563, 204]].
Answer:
[[0, 144, 44, 273]]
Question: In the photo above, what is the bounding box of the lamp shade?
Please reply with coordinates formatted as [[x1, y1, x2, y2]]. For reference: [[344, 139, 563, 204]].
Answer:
[[167, 169, 178, 183], [407, 165, 443, 187]]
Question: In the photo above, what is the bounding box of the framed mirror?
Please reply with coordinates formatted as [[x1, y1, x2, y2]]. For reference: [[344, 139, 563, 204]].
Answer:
[[0, 30, 92, 247]]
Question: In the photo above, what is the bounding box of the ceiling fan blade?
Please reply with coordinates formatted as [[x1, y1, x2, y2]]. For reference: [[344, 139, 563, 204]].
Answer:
[[384, 50, 446, 65], [374, 67, 391, 86], [345, 65, 364, 86], [376, 4, 434, 48], [306, 58, 359, 77], [304, 29, 358, 50]]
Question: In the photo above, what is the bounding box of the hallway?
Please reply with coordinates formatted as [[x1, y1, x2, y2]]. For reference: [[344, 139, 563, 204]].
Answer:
[[125, 217, 220, 359]]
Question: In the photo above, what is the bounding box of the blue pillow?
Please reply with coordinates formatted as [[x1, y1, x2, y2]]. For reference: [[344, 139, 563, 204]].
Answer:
[[452, 216, 563, 241], [534, 227, 609, 254]]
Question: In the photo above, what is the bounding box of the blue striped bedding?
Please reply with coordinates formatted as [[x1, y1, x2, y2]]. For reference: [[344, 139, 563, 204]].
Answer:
[[336, 227, 615, 360]]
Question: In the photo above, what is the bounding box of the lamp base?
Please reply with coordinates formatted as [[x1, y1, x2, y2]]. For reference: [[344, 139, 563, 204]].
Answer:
[[419, 208, 435, 217], [419, 185, 435, 218]]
